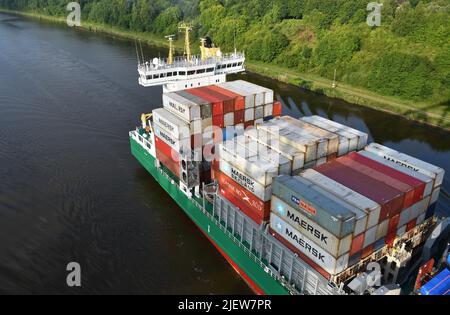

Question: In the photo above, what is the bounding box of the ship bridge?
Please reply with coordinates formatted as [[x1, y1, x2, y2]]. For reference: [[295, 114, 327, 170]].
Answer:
[[137, 24, 246, 92], [138, 52, 245, 88]]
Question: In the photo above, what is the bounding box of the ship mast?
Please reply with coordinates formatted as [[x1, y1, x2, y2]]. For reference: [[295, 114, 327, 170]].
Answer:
[[165, 34, 175, 65], [179, 23, 192, 61]]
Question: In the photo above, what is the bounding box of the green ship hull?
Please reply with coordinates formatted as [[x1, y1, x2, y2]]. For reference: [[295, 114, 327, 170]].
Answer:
[[130, 136, 289, 295]]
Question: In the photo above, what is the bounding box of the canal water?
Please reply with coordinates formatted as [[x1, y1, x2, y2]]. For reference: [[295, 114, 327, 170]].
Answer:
[[0, 13, 448, 294]]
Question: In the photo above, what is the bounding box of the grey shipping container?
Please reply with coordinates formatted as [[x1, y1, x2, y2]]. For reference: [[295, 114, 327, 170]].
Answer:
[[273, 175, 356, 237]]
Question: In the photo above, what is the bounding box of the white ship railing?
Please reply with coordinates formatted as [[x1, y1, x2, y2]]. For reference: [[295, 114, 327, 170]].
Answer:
[[129, 129, 154, 156], [138, 53, 245, 72]]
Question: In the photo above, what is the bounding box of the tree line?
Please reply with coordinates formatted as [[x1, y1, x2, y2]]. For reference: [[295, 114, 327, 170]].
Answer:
[[1, 0, 449, 103]]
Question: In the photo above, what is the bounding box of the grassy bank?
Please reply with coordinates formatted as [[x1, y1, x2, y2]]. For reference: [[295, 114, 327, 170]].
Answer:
[[1, 8, 449, 130]]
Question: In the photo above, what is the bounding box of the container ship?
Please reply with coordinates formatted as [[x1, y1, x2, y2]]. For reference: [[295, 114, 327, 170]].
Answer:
[[129, 28, 449, 295]]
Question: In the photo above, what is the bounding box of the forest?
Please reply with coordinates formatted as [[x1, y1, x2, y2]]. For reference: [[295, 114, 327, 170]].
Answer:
[[1, 0, 449, 105]]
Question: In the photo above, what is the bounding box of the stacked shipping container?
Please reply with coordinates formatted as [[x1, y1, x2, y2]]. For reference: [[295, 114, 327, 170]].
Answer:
[[153, 90, 445, 281], [213, 116, 368, 225], [157, 80, 280, 181], [268, 143, 444, 279]]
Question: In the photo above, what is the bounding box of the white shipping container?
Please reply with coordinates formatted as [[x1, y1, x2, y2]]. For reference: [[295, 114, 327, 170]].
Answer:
[[399, 207, 412, 228], [236, 80, 269, 106], [245, 128, 306, 171], [163, 93, 202, 122], [153, 108, 188, 139], [272, 118, 329, 159], [359, 150, 433, 197], [271, 196, 352, 257], [264, 103, 273, 117], [245, 108, 254, 122], [301, 169, 381, 229], [408, 196, 431, 222], [220, 159, 272, 201], [363, 225, 377, 248], [219, 142, 278, 186], [416, 213, 426, 225], [310, 115, 368, 150], [153, 108, 202, 140], [376, 220, 389, 240], [237, 137, 292, 174], [364, 143, 445, 188], [300, 116, 355, 155], [219, 82, 256, 109], [316, 157, 327, 167], [430, 187, 441, 205], [397, 225, 406, 237], [270, 213, 350, 275], [282, 116, 339, 155], [255, 106, 264, 120], [154, 124, 188, 153], [254, 118, 264, 125], [258, 123, 317, 162], [224, 112, 234, 127]]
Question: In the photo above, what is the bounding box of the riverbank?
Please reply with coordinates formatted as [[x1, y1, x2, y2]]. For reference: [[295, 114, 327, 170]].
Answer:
[[1, 8, 448, 130]]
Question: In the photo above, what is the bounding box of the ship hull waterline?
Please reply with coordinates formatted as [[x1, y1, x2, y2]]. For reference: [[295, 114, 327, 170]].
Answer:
[[130, 136, 289, 295]]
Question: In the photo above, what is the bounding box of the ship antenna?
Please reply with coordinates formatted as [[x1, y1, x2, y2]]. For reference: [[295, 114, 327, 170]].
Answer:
[[134, 40, 141, 65], [139, 39, 145, 64], [234, 28, 237, 55]]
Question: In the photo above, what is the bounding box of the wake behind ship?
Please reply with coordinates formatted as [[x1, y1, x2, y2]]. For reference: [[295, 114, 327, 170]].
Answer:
[[129, 29, 449, 295]]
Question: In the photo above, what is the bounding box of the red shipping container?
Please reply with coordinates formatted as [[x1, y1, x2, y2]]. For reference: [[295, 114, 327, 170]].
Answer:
[[155, 136, 179, 162], [234, 110, 245, 125], [186, 88, 224, 116], [388, 214, 400, 236], [385, 232, 396, 246], [212, 115, 224, 129], [244, 120, 255, 129], [361, 245, 374, 258], [269, 227, 331, 280], [207, 85, 245, 111], [350, 233, 365, 256], [349, 152, 425, 206], [216, 171, 270, 224], [338, 156, 413, 212], [273, 101, 282, 117], [156, 148, 180, 178], [406, 219, 417, 232], [202, 86, 235, 114], [315, 160, 404, 222]]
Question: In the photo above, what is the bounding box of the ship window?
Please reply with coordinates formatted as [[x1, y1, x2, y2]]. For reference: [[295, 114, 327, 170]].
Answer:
[[238, 62, 243, 66], [232, 63, 237, 67], [167, 72, 172, 77], [206, 68, 214, 72], [173, 72, 177, 76], [179, 71, 186, 75], [146, 75, 152, 80], [217, 64, 224, 69], [153, 74, 160, 79], [187, 70, 195, 75], [197, 69, 205, 74], [226, 64, 231, 68]]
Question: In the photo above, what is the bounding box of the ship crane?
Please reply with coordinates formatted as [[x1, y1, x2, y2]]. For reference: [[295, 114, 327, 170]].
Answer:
[[140, 113, 153, 133]]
